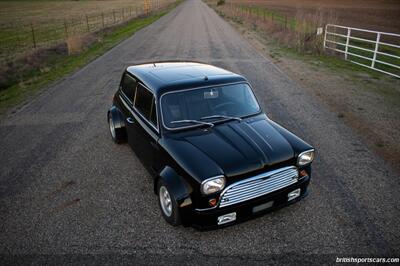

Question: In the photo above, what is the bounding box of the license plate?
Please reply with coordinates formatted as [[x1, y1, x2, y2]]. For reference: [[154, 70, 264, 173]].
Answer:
[[252, 201, 274, 213]]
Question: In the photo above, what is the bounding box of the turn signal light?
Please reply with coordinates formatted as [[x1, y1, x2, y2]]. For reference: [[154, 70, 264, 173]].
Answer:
[[209, 198, 217, 207], [300, 170, 308, 178]]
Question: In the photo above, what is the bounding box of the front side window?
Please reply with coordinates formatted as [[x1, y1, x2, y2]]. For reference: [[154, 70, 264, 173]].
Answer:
[[134, 84, 157, 127], [121, 74, 137, 102], [161, 83, 260, 129]]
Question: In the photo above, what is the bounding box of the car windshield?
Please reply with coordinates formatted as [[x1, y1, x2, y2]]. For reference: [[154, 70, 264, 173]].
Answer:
[[161, 83, 260, 129]]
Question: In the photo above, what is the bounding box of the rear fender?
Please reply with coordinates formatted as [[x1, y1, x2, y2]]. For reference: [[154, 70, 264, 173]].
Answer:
[[108, 106, 125, 130]]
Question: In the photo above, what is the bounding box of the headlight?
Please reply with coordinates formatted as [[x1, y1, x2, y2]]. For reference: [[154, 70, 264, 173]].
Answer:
[[297, 149, 315, 166], [201, 176, 226, 195]]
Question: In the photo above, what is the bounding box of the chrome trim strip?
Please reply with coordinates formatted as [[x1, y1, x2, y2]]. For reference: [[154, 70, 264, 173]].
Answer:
[[194, 206, 218, 212], [159, 81, 262, 131], [297, 149, 315, 167]]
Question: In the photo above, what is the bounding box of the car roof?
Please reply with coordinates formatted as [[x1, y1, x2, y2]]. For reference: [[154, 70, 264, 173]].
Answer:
[[126, 61, 247, 96]]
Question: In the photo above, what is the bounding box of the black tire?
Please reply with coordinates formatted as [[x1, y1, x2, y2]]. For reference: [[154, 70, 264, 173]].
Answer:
[[157, 179, 181, 226], [108, 108, 126, 144]]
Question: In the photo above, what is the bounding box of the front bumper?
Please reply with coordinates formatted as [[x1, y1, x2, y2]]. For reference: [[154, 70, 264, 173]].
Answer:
[[181, 175, 310, 230]]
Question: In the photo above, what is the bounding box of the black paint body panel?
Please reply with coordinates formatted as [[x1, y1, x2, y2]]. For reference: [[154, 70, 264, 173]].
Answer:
[[110, 62, 314, 228]]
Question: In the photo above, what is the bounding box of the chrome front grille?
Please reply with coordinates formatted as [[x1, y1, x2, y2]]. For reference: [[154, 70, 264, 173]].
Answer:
[[219, 166, 298, 208]]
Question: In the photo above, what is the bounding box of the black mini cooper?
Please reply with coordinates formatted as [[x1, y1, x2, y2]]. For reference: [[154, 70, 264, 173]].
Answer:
[[108, 62, 315, 229]]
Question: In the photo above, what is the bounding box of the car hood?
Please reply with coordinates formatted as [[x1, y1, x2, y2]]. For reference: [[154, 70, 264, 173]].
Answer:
[[175, 118, 294, 178]]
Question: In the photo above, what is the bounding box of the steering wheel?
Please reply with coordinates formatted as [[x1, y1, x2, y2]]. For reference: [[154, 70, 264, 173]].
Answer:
[[213, 102, 236, 113]]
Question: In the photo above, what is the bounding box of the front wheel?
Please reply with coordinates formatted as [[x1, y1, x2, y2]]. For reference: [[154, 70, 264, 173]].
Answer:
[[157, 180, 181, 226]]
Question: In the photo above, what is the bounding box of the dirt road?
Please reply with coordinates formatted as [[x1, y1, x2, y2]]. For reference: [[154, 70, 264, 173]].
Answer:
[[0, 0, 399, 263]]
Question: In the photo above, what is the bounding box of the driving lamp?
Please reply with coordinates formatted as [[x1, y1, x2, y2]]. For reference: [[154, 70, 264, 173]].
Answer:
[[201, 176, 226, 195], [297, 150, 315, 166]]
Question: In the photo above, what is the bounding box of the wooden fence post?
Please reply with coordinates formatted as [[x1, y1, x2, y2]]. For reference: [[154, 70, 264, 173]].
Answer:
[[122, 8, 124, 21], [101, 12, 105, 28], [85, 14, 90, 32], [30, 23, 36, 48], [15, 23, 21, 46], [64, 20, 68, 38], [285, 15, 288, 29], [113, 10, 116, 23]]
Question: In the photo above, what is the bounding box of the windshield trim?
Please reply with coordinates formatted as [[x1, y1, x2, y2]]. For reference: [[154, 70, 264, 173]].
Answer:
[[160, 81, 262, 131]]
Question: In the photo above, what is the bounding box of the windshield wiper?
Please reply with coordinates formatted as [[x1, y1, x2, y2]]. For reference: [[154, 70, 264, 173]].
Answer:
[[200, 115, 242, 122], [170, 119, 214, 128]]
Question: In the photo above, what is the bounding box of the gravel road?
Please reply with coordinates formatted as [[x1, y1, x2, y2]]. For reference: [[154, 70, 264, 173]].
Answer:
[[1, 0, 399, 263]]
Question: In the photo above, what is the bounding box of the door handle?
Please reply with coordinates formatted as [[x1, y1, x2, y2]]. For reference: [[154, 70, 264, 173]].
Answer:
[[126, 117, 135, 124]]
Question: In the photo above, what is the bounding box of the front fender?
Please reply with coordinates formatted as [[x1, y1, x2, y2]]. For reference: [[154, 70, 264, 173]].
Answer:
[[155, 166, 193, 208]]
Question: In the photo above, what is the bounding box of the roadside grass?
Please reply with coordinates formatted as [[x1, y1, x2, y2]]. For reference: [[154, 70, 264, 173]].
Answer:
[[263, 36, 400, 109], [0, 4, 178, 114], [238, 5, 297, 31], [326, 35, 400, 76]]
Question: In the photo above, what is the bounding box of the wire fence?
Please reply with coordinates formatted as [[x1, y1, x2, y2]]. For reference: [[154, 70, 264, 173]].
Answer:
[[225, 3, 295, 31], [0, 0, 172, 64], [217, 2, 327, 52]]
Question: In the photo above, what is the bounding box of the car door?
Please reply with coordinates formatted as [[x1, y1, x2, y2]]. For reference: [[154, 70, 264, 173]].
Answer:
[[127, 82, 160, 172]]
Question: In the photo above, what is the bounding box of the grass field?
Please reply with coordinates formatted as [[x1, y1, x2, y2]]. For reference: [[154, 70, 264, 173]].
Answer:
[[0, 0, 180, 114], [227, 0, 400, 34], [0, 0, 172, 63]]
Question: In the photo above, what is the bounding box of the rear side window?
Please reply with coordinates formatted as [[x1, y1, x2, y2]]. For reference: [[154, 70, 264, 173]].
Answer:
[[134, 84, 157, 126], [121, 74, 137, 102]]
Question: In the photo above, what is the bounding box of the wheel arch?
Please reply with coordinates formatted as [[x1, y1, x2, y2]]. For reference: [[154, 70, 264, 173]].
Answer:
[[108, 105, 126, 130], [108, 105, 127, 143], [155, 166, 193, 208]]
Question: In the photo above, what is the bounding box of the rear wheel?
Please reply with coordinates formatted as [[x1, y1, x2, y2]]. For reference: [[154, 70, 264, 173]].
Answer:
[[157, 180, 181, 226], [108, 110, 126, 143]]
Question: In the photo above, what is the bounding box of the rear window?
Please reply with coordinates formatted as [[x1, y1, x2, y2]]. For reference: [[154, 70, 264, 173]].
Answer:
[[121, 74, 137, 101]]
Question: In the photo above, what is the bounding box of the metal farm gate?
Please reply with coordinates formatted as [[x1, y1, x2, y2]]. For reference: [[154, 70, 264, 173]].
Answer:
[[324, 24, 400, 78]]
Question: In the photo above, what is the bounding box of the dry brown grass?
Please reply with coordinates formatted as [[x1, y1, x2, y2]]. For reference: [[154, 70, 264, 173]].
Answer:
[[66, 35, 85, 55], [218, 3, 332, 53], [0, 0, 146, 26]]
